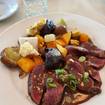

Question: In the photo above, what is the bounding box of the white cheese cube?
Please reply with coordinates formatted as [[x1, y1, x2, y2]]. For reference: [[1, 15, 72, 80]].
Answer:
[[19, 37, 38, 50], [44, 34, 56, 42]]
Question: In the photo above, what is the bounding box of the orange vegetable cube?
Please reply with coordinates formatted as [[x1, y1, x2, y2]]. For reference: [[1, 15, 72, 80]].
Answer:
[[80, 33, 89, 42], [56, 39, 66, 46], [36, 35, 44, 48], [33, 56, 44, 68], [47, 41, 56, 48], [61, 32, 71, 45], [17, 57, 35, 73]]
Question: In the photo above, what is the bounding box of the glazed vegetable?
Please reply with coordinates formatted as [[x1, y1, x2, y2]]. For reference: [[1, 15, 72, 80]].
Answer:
[[61, 32, 71, 45], [1, 47, 20, 67], [36, 35, 45, 49], [56, 39, 66, 46], [45, 48, 64, 70], [33, 56, 44, 68], [54, 25, 67, 35], [80, 33, 89, 42], [47, 41, 56, 48], [70, 39, 79, 46], [40, 20, 56, 36], [56, 32, 71, 46], [17, 57, 35, 72], [71, 29, 81, 38], [56, 44, 67, 57]]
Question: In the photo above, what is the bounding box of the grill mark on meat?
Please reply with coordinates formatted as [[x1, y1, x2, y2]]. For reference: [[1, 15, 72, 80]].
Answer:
[[39, 85, 46, 105], [28, 65, 47, 104]]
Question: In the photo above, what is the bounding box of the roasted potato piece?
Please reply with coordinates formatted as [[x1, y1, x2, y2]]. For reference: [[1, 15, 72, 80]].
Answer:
[[54, 25, 67, 35], [1, 47, 20, 67], [72, 92, 91, 104], [17, 57, 35, 73]]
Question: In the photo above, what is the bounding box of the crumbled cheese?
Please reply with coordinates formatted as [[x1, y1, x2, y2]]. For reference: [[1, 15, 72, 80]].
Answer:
[[26, 18, 46, 36], [44, 34, 56, 42], [26, 26, 38, 36], [19, 37, 38, 50], [19, 41, 39, 57]]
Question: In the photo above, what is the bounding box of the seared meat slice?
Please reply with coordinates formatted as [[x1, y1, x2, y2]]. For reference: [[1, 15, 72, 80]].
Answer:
[[42, 83, 64, 105], [66, 42, 105, 58], [28, 65, 47, 104], [86, 55, 105, 69], [66, 45, 88, 57], [28, 64, 64, 105], [81, 42, 105, 58], [78, 78, 94, 93], [86, 67, 102, 87], [62, 90, 91, 105], [65, 58, 84, 74]]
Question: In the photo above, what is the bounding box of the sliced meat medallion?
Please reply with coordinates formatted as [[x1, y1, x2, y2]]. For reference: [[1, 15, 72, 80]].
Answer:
[[81, 42, 105, 58], [28, 65, 47, 104], [65, 58, 84, 75], [42, 83, 64, 105], [78, 78, 94, 94], [66, 45, 88, 56], [67, 42, 105, 58], [86, 67, 102, 87], [86, 55, 105, 69]]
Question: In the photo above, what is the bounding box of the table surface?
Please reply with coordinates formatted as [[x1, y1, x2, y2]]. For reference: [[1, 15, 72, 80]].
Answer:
[[0, 0, 105, 34]]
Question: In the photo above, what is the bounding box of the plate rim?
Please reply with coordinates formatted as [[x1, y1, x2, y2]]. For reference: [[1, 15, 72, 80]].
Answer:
[[0, 2, 19, 21], [0, 12, 105, 105], [1, 12, 105, 36]]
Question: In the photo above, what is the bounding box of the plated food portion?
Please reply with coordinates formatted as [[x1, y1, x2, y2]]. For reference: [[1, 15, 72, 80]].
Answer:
[[1, 18, 105, 105]]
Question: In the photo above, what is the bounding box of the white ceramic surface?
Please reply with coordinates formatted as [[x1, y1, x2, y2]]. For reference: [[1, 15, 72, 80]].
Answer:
[[0, 13, 105, 105], [0, 0, 18, 21]]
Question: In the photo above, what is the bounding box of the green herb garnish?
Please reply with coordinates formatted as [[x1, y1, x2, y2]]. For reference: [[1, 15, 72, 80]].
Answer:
[[59, 74, 68, 82], [55, 69, 65, 75], [69, 80, 77, 91], [48, 83, 57, 88], [47, 77, 57, 88], [68, 74, 76, 80], [47, 77, 53, 83], [68, 74, 78, 91], [58, 18, 67, 26], [78, 56, 86, 62], [82, 72, 89, 84]]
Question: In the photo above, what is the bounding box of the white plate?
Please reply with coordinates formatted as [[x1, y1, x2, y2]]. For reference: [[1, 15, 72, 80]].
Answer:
[[0, 13, 105, 105], [0, 0, 18, 21]]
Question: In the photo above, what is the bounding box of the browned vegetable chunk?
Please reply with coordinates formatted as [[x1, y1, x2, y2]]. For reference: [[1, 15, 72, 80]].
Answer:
[[54, 25, 67, 36], [1, 47, 20, 67]]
